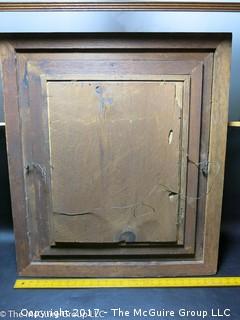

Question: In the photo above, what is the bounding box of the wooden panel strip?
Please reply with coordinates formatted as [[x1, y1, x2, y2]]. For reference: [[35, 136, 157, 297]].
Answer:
[[0, 41, 32, 273], [1, 2, 240, 12], [203, 40, 231, 273]]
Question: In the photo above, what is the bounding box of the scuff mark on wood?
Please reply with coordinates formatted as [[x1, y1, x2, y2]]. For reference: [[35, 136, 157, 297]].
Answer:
[[53, 210, 97, 216]]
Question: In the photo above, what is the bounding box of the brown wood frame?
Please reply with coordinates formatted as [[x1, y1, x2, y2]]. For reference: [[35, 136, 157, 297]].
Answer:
[[0, 1, 240, 12], [22, 64, 196, 256], [0, 33, 231, 277]]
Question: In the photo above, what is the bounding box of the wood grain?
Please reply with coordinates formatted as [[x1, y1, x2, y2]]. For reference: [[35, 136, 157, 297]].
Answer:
[[0, 42, 31, 273], [19, 53, 201, 258], [0, 1, 240, 12], [203, 39, 231, 274]]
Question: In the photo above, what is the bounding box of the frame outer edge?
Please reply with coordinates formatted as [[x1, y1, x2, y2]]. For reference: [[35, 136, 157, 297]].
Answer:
[[1, 34, 232, 277], [203, 38, 232, 274], [0, 41, 31, 273]]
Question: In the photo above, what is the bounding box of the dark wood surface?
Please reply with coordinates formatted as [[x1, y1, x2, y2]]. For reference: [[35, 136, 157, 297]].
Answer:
[[0, 1, 240, 12], [0, 34, 231, 277]]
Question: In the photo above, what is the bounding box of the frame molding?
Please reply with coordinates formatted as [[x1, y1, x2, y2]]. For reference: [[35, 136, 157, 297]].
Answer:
[[0, 1, 240, 12], [1, 33, 231, 277]]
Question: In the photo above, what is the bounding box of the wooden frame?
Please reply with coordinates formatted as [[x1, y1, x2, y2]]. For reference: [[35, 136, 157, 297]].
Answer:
[[0, 1, 240, 12], [1, 33, 231, 277]]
